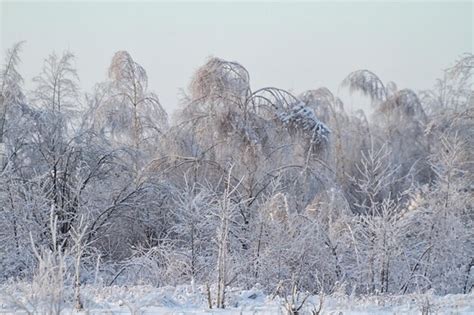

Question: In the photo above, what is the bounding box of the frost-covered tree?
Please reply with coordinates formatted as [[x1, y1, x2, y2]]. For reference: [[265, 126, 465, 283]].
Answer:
[[400, 134, 473, 294], [29, 51, 82, 244], [96, 51, 167, 157], [342, 70, 430, 195], [0, 45, 472, 303], [0, 41, 25, 169]]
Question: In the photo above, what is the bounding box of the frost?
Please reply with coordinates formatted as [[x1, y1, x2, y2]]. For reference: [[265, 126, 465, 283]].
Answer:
[[277, 102, 331, 143], [0, 45, 472, 313]]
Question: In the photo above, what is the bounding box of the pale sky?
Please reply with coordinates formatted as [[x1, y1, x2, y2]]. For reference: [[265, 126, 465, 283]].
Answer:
[[1, 1, 472, 113]]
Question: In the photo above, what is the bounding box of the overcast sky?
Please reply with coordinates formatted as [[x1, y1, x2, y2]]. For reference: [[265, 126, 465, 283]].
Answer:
[[1, 1, 472, 113]]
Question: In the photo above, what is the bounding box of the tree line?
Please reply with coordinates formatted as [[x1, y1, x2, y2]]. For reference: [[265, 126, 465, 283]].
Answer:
[[0, 43, 472, 305]]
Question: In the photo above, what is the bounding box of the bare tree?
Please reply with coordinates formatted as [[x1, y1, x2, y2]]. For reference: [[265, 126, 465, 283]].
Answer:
[[99, 51, 168, 158], [0, 41, 25, 168]]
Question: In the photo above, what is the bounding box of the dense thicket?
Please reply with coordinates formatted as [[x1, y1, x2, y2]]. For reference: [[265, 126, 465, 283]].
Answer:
[[0, 43, 472, 300]]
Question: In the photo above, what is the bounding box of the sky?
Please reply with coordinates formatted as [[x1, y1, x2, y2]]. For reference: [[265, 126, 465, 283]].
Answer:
[[1, 1, 472, 113]]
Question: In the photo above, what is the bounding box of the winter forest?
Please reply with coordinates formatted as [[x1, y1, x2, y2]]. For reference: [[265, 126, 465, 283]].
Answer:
[[0, 39, 472, 314]]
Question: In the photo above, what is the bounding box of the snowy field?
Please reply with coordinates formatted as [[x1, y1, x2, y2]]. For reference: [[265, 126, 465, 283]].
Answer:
[[1, 284, 473, 314]]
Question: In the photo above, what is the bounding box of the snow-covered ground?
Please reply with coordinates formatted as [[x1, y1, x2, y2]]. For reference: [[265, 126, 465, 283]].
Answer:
[[1, 284, 473, 314]]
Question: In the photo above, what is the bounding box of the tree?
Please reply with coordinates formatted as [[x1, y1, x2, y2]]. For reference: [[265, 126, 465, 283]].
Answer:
[[0, 41, 25, 169], [97, 51, 168, 161], [342, 69, 430, 195], [30, 51, 81, 245]]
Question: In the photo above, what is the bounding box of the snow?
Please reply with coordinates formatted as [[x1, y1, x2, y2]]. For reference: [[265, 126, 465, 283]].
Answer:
[[1, 284, 472, 314], [277, 102, 331, 143]]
